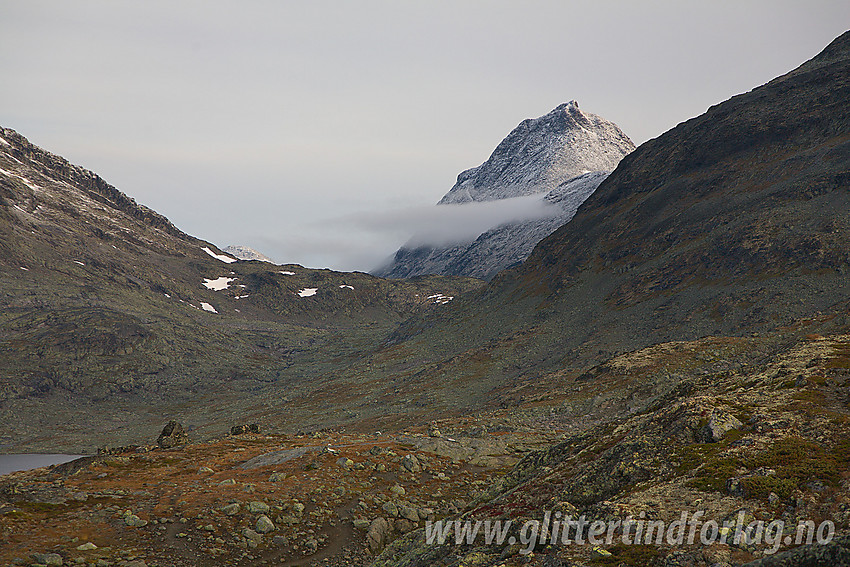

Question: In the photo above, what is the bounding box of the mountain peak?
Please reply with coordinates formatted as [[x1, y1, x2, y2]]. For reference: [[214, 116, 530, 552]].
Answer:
[[438, 102, 634, 204]]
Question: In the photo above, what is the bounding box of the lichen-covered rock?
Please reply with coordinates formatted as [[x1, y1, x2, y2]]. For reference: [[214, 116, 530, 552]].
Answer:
[[255, 514, 275, 533], [157, 420, 188, 449], [366, 517, 390, 553]]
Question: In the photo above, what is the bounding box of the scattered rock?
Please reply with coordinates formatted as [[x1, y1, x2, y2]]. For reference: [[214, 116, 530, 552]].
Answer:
[[31, 554, 62, 567], [268, 472, 287, 482], [337, 457, 354, 469], [398, 505, 420, 522], [353, 518, 371, 530], [401, 454, 421, 473], [76, 543, 97, 551], [699, 411, 743, 442], [381, 501, 399, 517], [390, 484, 406, 497], [247, 501, 269, 514], [220, 503, 241, 516], [304, 537, 318, 553], [124, 514, 148, 527], [366, 517, 390, 552], [198, 466, 214, 474], [241, 527, 263, 544], [157, 420, 189, 449], [255, 514, 275, 533], [231, 424, 260, 436]]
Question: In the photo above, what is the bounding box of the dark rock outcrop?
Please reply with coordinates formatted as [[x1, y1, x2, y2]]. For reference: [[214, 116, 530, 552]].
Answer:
[[157, 420, 188, 449]]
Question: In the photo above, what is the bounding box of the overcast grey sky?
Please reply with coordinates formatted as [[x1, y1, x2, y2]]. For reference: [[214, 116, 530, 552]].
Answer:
[[1, 1, 848, 271]]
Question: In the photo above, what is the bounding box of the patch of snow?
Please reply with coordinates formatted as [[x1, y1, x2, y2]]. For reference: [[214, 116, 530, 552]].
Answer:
[[426, 293, 454, 305], [201, 246, 237, 263], [20, 266, 29, 271], [0, 135, 9, 146], [279, 271, 295, 276], [164, 293, 171, 298], [200, 302, 218, 313], [202, 276, 235, 291], [74, 261, 85, 266], [297, 288, 318, 297], [234, 295, 250, 299], [0, 166, 41, 191], [339, 285, 354, 290], [234, 308, 240, 313]]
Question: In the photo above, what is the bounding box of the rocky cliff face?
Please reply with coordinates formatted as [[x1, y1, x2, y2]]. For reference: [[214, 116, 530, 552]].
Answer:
[[376, 103, 634, 280]]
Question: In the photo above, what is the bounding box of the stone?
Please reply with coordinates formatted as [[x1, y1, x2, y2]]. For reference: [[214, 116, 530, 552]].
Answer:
[[76, 543, 97, 551], [292, 502, 305, 514], [247, 501, 269, 514], [124, 514, 148, 527], [390, 484, 406, 496], [219, 479, 236, 486], [268, 472, 287, 482], [353, 518, 371, 530], [382, 501, 399, 517], [401, 454, 421, 473], [255, 514, 275, 533], [272, 535, 289, 546], [231, 424, 260, 436], [305, 537, 318, 553], [337, 457, 354, 469], [198, 466, 214, 474], [241, 528, 263, 544], [220, 503, 241, 516], [31, 554, 62, 567], [398, 505, 420, 522], [700, 411, 743, 443], [366, 517, 390, 552], [157, 420, 189, 449]]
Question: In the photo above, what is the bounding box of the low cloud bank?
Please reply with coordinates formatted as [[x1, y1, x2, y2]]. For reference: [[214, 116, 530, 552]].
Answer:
[[334, 194, 560, 248]]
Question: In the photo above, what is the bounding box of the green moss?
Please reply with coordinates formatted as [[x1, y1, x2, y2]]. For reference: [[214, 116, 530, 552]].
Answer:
[[591, 544, 661, 565]]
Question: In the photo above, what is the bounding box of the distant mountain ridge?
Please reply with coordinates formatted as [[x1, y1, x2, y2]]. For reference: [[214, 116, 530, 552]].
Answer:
[[224, 245, 274, 263], [375, 102, 634, 279]]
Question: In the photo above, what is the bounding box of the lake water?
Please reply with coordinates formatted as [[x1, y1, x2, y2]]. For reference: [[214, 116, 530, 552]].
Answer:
[[0, 454, 87, 476]]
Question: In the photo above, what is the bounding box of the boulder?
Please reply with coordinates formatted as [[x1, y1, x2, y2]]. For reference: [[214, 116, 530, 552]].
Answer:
[[247, 501, 269, 514], [157, 420, 188, 449], [401, 454, 421, 473], [255, 514, 275, 533], [230, 424, 260, 435], [366, 517, 390, 552], [699, 411, 743, 443]]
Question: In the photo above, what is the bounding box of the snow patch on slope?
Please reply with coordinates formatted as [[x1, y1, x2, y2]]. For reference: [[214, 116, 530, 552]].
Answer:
[[202, 247, 237, 263], [203, 277, 235, 291]]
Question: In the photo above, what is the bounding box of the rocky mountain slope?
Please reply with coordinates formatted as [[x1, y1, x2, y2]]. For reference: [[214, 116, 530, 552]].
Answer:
[[386, 29, 850, 382], [375, 102, 634, 280], [0, 127, 483, 452]]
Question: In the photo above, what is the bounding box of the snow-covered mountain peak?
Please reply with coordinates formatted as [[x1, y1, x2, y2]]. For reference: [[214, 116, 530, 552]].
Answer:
[[438, 102, 634, 205]]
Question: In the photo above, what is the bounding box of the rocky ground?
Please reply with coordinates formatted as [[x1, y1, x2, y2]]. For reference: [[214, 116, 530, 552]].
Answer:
[[0, 420, 558, 567], [2, 326, 849, 567]]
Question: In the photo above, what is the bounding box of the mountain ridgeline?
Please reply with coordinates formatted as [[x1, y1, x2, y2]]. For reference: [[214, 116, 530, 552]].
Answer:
[[375, 101, 635, 280]]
